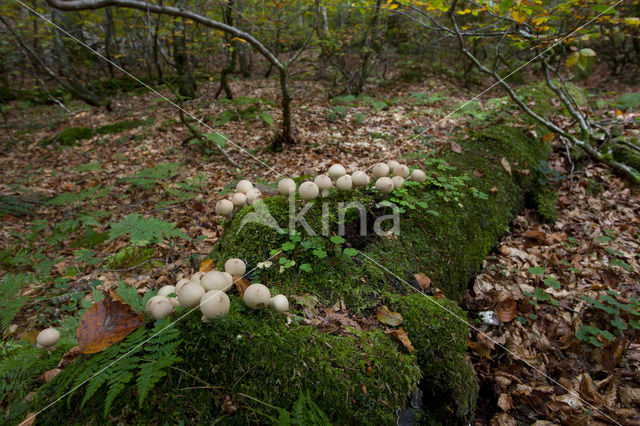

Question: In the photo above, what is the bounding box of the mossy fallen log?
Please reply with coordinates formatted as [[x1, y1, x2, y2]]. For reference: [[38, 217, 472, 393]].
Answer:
[[32, 125, 550, 425]]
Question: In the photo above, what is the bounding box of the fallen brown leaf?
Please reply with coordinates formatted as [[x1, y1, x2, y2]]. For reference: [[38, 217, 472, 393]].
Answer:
[[76, 291, 143, 354], [413, 273, 431, 291], [385, 327, 414, 353], [199, 258, 214, 272], [376, 305, 403, 326], [501, 157, 512, 175], [450, 141, 463, 154]]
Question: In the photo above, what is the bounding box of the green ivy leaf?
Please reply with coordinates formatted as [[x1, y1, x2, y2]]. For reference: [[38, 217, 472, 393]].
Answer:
[[528, 266, 546, 276], [543, 276, 561, 289], [343, 248, 358, 257], [330, 236, 345, 244]]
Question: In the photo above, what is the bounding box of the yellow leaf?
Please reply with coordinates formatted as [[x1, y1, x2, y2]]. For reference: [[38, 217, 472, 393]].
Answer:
[[542, 132, 555, 142], [511, 9, 527, 24], [231, 37, 247, 43], [565, 51, 580, 68], [457, 8, 472, 15]]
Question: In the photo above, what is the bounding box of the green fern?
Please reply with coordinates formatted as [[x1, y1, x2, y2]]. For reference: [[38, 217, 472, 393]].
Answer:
[[108, 213, 189, 247], [50, 319, 181, 416], [0, 273, 32, 334], [278, 391, 332, 426], [120, 162, 180, 190]]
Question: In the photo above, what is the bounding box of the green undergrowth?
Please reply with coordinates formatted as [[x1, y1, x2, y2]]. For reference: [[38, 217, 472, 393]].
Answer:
[[41, 119, 149, 146], [31, 300, 421, 425]]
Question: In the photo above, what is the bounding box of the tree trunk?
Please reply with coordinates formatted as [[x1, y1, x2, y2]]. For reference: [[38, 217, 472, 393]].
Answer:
[[172, 6, 196, 99], [271, 66, 293, 150], [104, 7, 115, 78]]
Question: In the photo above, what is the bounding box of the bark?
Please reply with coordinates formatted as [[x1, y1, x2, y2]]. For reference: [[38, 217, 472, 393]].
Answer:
[[172, 0, 196, 99], [104, 7, 115, 78]]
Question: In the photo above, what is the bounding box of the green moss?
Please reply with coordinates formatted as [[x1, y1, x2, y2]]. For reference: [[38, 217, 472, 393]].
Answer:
[[95, 119, 147, 135], [531, 185, 558, 223], [34, 301, 420, 425], [41, 127, 94, 146], [521, 81, 587, 117], [610, 140, 640, 173], [388, 294, 478, 422]]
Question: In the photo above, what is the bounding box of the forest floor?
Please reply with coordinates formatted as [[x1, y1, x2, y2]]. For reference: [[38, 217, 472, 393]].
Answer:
[[1, 69, 639, 424]]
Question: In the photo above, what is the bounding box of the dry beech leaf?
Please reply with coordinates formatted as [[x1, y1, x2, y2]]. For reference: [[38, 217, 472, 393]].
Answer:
[[385, 327, 414, 353], [501, 157, 512, 175], [18, 413, 36, 426], [233, 276, 251, 295], [467, 340, 492, 360], [76, 291, 143, 354], [57, 346, 81, 368], [40, 368, 61, 383], [413, 273, 431, 291], [376, 305, 403, 326], [199, 258, 214, 272], [601, 337, 627, 372], [524, 230, 547, 243], [432, 288, 447, 299], [450, 141, 463, 154], [473, 169, 485, 178], [497, 393, 513, 412], [542, 132, 556, 142], [490, 186, 499, 194], [495, 296, 517, 323]]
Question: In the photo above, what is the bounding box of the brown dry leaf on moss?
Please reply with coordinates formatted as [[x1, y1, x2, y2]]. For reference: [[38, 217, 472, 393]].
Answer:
[[376, 305, 403, 326], [233, 277, 251, 295], [413, 273, 431, 291], [495, 294, 517, 323], [385, 327, 414, 353], [76, 291, 143, 354]]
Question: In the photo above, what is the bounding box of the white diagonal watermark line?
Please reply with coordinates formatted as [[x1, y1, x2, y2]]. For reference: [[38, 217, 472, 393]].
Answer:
[[365, 0, 623, 172], [12, 0, 281, 178], [22, 250, 281, 424], [356, 249, 622, 425]]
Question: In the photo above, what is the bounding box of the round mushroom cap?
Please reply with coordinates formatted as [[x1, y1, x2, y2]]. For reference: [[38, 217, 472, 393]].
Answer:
[[299, 181, 319, 201], [223, 272, 233, 286], [328, 164, 346, 181], [268, 294, 289, 313], [243, 283, 271, 309], [336, 174, 353, 191], [146, 295, 171, 312], [314, 174, 333, 191], [225, 258, 246, 276], [157, 285, 177, 298], [177, 282, 205, 309], [386, 160, 399, 173], [236, 180, 253, 194], [215, 199, 234, 218], [149, 298, 173, 320], [394, 164, 410, 178], [278, 178, 297, 196], [36, 327, 60, 348], [351, 171, 370, 187], [375, 177, 394, 193], [200, 290, 230, 320], [372, 163, 390, 178], [191, 271, 205, 282], [409, 169, 426, 183], [200, 271, 229, 292], [245, 188, 262, 205], [391, 176, 405, 189], [175, 278, 192, 293], [232, 192, 247, 208]]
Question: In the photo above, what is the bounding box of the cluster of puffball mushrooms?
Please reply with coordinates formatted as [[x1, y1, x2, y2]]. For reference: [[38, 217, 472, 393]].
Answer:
[[215, 160, 426, 218], [36, 261, 290, 350], [144, 257, 289, 323]]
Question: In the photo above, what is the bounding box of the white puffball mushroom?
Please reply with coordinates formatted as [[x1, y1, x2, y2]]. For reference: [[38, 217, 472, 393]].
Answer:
[[149, 298, 173, 320], [299, 181, 319, 201], [394, 164, 410, 178], [200, 271, 230, 292], [328, 164, 346, 181], [391, 176, 405, 189], [372, 163, 390, 178], [223, 272, 233, 286], [387, 160, 399, 173], [236, 180, 253, 194], [269, 294, 289, 313], [158, 286, 180, 307], [225, 258, 246, 276], [36, 328, 60, 349], [191, 271, 205, 282], [278, 178, 297, 196], [375, 177, 394, 193], [336, 174, 353, 191], [200, 290, 230, 320], [246, 188, 262, 205], [215, 199, 234, 218], [314, 174, 333, 191], [175, 278, 190, 293], [243, 283, 271, 309], [177, 282, 205, 309], [201, 315, 210, 323], [232, 192, 247, 208], [409, 169, 426, 183], [351, 171, 370, 187], [146, 295, 171, 312]]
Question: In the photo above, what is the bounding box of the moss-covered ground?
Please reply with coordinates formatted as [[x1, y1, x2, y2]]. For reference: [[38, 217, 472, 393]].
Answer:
[[31, 124, 550, 425]]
